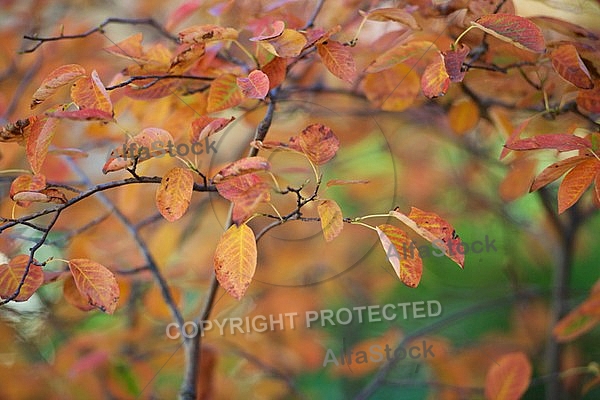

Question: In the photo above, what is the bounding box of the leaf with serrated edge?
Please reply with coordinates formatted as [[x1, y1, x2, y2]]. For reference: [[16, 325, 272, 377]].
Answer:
[[31, 64, 86, 109], [472, 14, 545, 53], [68, 259, 120, 314], [156, 168, 194, 222], [317, 40, 356, 84], [26, 116, 58, 174], [484, 352, 532, 400], [557, 158, 600, 214], [390, 207, 464, 268], [318, 200, 343, 242], [0, 255, 43, 301], [530, 155, 592, 192], [213, 224, 257, 300], [376, 224, 422, 288]]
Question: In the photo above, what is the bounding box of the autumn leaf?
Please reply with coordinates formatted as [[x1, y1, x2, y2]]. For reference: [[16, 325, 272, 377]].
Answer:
[[237, 70, 270, 99], [68, 259, 120, 314], [376, 224, 422, 288], [191, 116, 235, 142], [169, 43, 206, 73], [421, 52, 450, 98], [317, 200, 343, 242], [156, 167, 194, 222], [103, 33, 145, 61], [448, 98, 479, 134], [103, 127, 175, 173], [207, 73, 243, 113], [258, 29, 307, 58], [550, 44, 593, 89], [294, 123, 339, 165], [249, 20, 285, 41], [484, 352, 532, 400], [390, 207, 464, 268], [530, 155, 592, 192], [261, 56, 287, 89], [557, 158, 600, 214], [443, 44, 469, 82], [0, 255, 43, 301], [70, 70, 113, 115], [213, 224, 257, 300], [577, 82, 600, 113], [554, 307, 599, 342], [63, 275, 96, 311], [212, 156, 270, 183], [360, 7, 420, 30], [26, 115, 58, 174], [317, 40, 356, 84], [31, 64, 86, 109], [215, 173, 271, 225], [504, 134, 592, 152], [178, 24, 239, 43], [365, 63, 422, 111], [472, 14, 545, 53], [10, 174, 47, 207], [366, 40, 436, 73], [47, 108, 115, 121]]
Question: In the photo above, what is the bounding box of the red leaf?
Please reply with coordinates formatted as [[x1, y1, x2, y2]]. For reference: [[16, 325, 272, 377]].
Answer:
[[47, 108, 114, 121], [249, 20, 285, 41], [504, 134, 592, 152], [237, 70, 270, 99], [443, 44, 469, 82], [295, 123, 339, 165], [261, 56, 287, 89], [550, 44, 594, 89], [421, 52, 450, 98], [530, 155, 592, 192], [557, 158, 600, 214], [472, 14, 545, 53], [317, 40, 357, 84], [484, 352, 532, 400], [577, 82, 600, 114]]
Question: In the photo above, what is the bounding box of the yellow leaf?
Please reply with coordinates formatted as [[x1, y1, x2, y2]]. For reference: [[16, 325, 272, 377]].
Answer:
[[207, 73, 243, 113], [155, 167, 194, 222], [259, 29, 307, 58], [317, 200, 343, 242], [213, 224, 257, 300], [376, 224, 422, 288], [68, 259, 120, 314]]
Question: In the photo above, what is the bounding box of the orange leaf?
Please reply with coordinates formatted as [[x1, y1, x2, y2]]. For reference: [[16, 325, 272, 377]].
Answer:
[[70, 70, 113, 115], [178, 24, 239, 43], [484, 352, 532, 400], [261, 56, 287, 89], [156, 167, 194, 222], [443, 43, 469, 82], [472, 14, 545, 53], [213, 223, 257, 300], [360, 7, 420, 30], [504, 134, 592, 152], [63, 275, 96, 311], [550, 44, 593, 89], [448, 98, 479, 134], [530, 155, 592, 192], [207, 73, 243, 113], [390, 207, 464, 268], [10, 174, 46, 207], [191, 116, 235, 142], [169, 43, 206, 73], [39, 188, 67, 204], [0, 255, 43, 302], [421, 52, 450, 99], [26, 116, 58, 174], [376, 224, 422, 288], [259, 29, 307, 58], [317, 200, 344, 242], [237, 70, 270, 99], [366, 40, 436, 73], [554, 306, 600, 342], [364, 63, 421, 110], [577, 82, 600, 113], [31, 64, 86, 109], [47, 108, 114, 121], [103, 33, 145, 61], [317, 40, 356, 84], [212, 156, 270, 183], [557, 158, 600, 214], [68, 259, 119, 314], [103, 127, 175, 173], [294, 123, 339, 165]]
